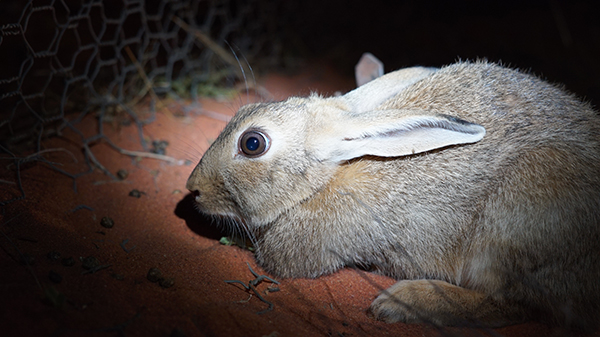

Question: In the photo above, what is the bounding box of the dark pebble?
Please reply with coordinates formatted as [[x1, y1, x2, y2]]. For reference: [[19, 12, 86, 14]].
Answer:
[[128, 189, 142, 198], [100, 216, 114, 228], [47, 251, 61, 261], [151, 140, 169, 155], [61, 257, 76, 267], [116, 169, 129, 180], [81, 256, 100, 270], [48, 270, 62, 283], [159, 277, 175, 288], [147, 268, 162, 283]]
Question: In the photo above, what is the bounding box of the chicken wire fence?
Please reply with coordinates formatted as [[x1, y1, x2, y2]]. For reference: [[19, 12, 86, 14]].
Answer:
[[0, 0, 284, 206]]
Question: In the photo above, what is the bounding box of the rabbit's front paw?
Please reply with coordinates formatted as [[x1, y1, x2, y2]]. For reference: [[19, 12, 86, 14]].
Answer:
[[369, 279, 440, 324], [369, 279, 521, 327]]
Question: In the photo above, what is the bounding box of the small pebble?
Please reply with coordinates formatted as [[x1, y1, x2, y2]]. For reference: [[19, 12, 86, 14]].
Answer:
[[129, 189, 142, 198], [151, 140, 169, 155], [47, 251, 61, 261], [100, 216, 114, 228], [81, 256, 100, 270], [159, 277, 175, 289], [116, 169, 129, 180], [61, 257, 76, 267], [48, 270, 62, 283], [147, 268, 162, 283]]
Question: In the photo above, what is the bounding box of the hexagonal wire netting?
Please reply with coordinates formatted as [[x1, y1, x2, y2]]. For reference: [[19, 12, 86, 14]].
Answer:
[[0, 0, 282, 205]]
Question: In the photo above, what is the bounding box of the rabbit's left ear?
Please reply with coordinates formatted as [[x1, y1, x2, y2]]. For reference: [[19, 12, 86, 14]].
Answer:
[[344, 66, 437, 113], [312, 111, 485, 163]]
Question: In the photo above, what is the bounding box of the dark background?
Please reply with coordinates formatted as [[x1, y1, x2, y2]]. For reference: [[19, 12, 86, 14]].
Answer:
[[276, 0, 599, 107]]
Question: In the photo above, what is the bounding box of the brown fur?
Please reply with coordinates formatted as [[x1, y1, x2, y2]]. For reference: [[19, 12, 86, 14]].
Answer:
[[187, 61, 600, 330]]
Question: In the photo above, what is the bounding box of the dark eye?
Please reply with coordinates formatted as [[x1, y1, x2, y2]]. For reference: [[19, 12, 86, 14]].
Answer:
[[239, 129, 270, 157]]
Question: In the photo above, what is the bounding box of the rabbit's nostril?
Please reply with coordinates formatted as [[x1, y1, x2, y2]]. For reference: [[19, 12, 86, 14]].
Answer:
[[189, 190, 200, 198]]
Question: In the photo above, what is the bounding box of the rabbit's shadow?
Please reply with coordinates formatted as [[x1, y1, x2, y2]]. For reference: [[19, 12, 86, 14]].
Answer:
[[174, 193, 224, 241]]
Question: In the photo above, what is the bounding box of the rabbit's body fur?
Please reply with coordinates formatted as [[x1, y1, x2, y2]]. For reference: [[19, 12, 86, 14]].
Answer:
[[187, 61, 600, 329]]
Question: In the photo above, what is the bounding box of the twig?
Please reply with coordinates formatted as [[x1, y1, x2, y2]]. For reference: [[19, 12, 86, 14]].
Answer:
[[224, 262, 280, 314], [83, 143, 117, 179], [3, 148, 78, 169], [69, 205, 95, 213], [120, 239, 136, 253], [82, 264, 112, 275], [123, 46, 173, 117], [115, 147, 184, 165], [102, 138, 184, 165], [172, 16, 249, 80]]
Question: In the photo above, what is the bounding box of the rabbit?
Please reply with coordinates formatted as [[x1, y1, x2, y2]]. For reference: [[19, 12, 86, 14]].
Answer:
[[186, 60, 600, 330]]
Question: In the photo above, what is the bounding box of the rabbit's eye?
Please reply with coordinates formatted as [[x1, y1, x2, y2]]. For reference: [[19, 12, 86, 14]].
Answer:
[[239, 130, 270, 157]]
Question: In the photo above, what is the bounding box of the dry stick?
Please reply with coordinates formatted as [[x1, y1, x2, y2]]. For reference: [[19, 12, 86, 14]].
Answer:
[[82, 264, 112, 275], [68, 205, 94, 213], [120, 239, 136, 253], [172, 16, 247, 80], [22, 148, 78, 164], [123, 45, 173, 117], [225, 262, 280, 314], [86, 137, 183, 166], [3, 148, 78, 169], [129, 19, 222, 155], [172, 16, 273, 101], [83, 143, 117, 179], [113, 146, 184, 165], [86, 47, 185, 169]]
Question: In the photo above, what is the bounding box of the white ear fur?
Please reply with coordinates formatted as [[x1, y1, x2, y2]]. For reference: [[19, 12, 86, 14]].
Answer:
[[314, 112, 485, 163], [344, 66, 438, 113]]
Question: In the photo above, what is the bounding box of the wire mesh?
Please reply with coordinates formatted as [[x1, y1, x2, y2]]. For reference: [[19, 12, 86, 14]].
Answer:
[[0, 0, 281, 206]]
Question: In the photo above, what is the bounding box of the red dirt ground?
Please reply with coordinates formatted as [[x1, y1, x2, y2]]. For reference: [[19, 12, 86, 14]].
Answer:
[[0, 65, 596, 337]]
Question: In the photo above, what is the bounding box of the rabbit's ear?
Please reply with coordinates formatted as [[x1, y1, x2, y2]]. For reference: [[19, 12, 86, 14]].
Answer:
[[315, 112, 485, 163], [344, 66, 437, 113]]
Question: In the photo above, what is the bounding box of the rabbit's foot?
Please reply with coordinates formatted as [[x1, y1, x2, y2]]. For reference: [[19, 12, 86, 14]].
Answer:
[[369, 279, 525, 328]]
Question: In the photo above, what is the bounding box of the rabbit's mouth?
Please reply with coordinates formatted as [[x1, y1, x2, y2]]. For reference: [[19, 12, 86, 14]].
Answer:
[[189, 189, 248, 223], [191, 195, 226, 216], [194, 203, 258, 248]]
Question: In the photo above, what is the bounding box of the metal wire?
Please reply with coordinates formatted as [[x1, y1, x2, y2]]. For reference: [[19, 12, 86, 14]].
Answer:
[[0, 0, 281, 206]]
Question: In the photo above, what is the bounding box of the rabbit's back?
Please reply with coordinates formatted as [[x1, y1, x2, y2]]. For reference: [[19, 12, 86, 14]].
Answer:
[[257, 62, 600, 326]]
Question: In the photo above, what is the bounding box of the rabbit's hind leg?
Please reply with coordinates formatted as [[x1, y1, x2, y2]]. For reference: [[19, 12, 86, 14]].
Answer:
[[369, 279, 527, 328]]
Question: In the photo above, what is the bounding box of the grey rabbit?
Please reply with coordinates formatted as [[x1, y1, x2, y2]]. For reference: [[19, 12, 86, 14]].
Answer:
[[186, 61, 600, 330]]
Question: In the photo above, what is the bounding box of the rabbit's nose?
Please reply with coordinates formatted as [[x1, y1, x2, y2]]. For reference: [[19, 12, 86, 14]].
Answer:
[[189, 189, 200, 199]]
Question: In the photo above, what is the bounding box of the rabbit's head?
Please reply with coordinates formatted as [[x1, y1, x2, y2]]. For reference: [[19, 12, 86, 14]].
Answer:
[[186, 66, 485, 228]]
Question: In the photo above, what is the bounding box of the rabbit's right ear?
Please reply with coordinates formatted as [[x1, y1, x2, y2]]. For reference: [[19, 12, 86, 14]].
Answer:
[[311, 111, 485, 163], [344, 66, 437, 113]]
